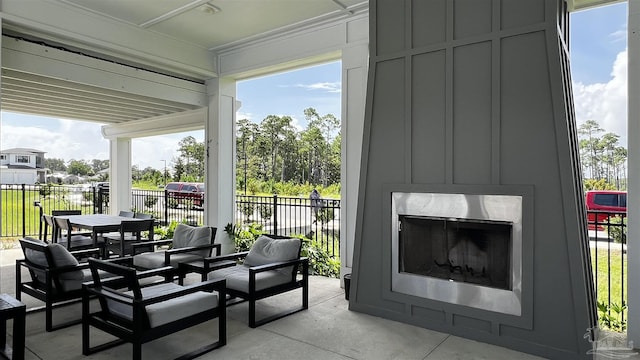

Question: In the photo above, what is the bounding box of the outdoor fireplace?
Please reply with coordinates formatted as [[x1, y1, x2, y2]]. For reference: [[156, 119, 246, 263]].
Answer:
[[391, 192, 523, 316]]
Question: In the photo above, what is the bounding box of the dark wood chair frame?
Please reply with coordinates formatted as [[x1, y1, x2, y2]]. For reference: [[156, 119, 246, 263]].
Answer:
[[181, 235, 309, 328], [104, 219, 154, 258], [131, 226, 220, 279], [15, 238, 101, 332], [82, 258, 226, 360], [54, 216, 107, 257]]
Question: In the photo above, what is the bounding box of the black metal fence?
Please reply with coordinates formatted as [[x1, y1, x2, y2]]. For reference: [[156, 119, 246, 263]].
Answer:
[[235, 195, 341, 257], [587, 210, 627, 329], [0, 184, 341, 257]]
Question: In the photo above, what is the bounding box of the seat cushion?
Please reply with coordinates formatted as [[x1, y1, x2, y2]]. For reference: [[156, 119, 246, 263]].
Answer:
[[59, 268, 107, 292], [207, 265, 292, 293], [133, 252, 201, 269], [172, 224, 212, 257], [244, 236, 301, 276], [107, 282, 219, 327]]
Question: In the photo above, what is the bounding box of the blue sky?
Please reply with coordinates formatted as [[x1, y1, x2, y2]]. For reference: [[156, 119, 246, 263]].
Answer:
[[0, 3, 628, 171]]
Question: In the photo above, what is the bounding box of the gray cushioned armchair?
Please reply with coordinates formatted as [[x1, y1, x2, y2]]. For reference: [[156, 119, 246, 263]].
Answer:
[[181, 234, 309, 328], [82, 258, 226, 360]]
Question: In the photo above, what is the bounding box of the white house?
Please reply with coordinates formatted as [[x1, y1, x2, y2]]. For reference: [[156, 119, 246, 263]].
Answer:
[[0, 147, 47, 184]]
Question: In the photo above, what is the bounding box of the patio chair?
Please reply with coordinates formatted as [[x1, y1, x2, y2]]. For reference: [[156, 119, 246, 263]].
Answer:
[[186, 234, 308, 328], [118, 210, 135, 218], [102, 219, 154, 257], [82, 258, 226, 360], [54, 216, 106, 256], [134, 212, 153, 219], [15, 237, 102, 331], [131, 224, 219, 278]]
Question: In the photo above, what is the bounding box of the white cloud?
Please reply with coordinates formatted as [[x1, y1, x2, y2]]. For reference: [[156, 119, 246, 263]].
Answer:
[[573, 49, 627, 147], [293, 81, 341, 93], [1, 119, 109, 163]]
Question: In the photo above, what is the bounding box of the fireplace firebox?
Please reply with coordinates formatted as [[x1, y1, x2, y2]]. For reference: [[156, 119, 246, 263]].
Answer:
[[391, 191, 523, 316], [399, 215, 512, 290]]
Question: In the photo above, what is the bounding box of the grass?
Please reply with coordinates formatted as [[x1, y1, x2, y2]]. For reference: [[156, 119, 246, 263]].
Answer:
[[591, 247, 627, 331]]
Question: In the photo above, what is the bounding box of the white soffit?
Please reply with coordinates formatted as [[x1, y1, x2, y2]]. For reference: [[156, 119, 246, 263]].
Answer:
[[567, 0, 625, 11], [1, 36, 206, 124]]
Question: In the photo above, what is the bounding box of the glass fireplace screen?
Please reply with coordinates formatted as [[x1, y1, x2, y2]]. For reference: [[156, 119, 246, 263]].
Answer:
[[399, 215, 512, 290]]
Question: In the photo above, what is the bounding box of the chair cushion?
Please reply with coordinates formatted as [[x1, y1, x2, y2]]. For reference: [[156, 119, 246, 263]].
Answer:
[[172, 224, 211, 257], [58, 268, 106, 292], [207, 265, 292, 293], [23, 239, 48, 267], [244, 236, 301, 276], [133, 252, 201, 269], [107, 282, 219, 328]]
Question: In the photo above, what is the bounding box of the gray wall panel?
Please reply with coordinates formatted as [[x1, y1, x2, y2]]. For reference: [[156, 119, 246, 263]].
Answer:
[[376, 0, 406, 55], [501, 0, 546, 30], [453, 42, 492, 184], [454, 0, 492, 39], [412, 50, 447, 184], [412, 0, 447, 48]]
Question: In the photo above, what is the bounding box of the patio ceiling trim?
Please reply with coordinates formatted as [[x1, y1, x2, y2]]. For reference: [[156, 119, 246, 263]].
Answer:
[[0, 0, 216, 81], [101, 107, 207, 139], [1, 36, 207, 124], [567, 0, 625, 11]]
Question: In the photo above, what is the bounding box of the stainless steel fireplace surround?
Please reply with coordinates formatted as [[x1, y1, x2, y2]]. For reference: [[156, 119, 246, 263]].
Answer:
[[391, 192, 523, 316]]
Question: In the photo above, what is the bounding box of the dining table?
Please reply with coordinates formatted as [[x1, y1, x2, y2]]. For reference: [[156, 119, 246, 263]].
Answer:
[[53, 214, 149, 256]]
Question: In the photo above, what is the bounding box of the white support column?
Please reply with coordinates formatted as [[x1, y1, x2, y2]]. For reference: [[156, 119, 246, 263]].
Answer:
[[340, 43, 368, 282], [108, 137, 132, 214], [204, 77, 236, 254], [627, 0, 640, 347]]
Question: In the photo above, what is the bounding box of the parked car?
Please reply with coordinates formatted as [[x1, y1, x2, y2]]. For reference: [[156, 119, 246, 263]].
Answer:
[[165, 182, 205, 208], [585, 190, 626, 229]]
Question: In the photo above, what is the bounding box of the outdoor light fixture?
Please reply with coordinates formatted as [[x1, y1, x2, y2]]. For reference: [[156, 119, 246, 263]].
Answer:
[[198, 3, 221, 14]]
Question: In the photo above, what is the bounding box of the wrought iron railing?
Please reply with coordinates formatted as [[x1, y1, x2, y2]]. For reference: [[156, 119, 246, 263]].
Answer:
[[587, 210, 627, 331], [0, 184, 341, 257]]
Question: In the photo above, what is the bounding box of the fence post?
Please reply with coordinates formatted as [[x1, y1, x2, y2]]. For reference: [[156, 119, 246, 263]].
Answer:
[[21, 184, 26, 238], [273, 194, 278, 235], [164, 189, 169, 226]]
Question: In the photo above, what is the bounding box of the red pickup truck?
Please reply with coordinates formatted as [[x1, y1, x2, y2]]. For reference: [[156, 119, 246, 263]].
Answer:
[[165, 182, 205, 208], [585, 190, 626, 229]]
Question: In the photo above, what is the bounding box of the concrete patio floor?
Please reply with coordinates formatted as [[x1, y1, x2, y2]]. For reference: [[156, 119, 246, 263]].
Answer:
[[0, 247, 550, 359]]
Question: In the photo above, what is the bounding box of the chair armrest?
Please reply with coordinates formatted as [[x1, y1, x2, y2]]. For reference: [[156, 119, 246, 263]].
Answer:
[[203, 251, 249, 265], [140, 278, 226, 306], [135, 266, 174, 279], [166, 243, 219, 256], [248, 257, 309, 274], [131, 239, 173, 255], [71, 247, 102, 260]]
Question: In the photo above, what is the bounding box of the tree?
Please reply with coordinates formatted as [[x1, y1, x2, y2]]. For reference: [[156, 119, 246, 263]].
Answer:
[[578, 120, 604, 179], [44, 158, 67, 172], [304, 108, 340, 187], [175, 136, 204, 181], [67, 159, 93, 176]]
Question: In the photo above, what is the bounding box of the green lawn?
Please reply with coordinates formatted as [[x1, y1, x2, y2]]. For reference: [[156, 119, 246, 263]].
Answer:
[[591, 247, 627, 331]]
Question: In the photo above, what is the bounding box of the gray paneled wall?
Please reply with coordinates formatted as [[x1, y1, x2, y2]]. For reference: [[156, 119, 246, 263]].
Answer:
[[351, 1, 596, 359]]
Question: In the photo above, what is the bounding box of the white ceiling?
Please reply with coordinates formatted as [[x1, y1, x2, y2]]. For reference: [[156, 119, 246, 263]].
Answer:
[[0, 0, 623, 125], [57, 0, 367, 51], [0, 0, 367, 124]]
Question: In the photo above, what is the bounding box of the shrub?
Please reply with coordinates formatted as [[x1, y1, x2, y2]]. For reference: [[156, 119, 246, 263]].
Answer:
[[598, 301, 627, 332], [606, 216, 626, 244], [301, 238, 340, 278], [224, 222, 263, 252], [257, 204, 273, 220], [144, 195, 158, 208], [239, 202, 255, 220], [316, 207, 335, 225]]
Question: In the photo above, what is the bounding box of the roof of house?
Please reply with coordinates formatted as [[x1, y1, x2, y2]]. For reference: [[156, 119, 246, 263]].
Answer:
[[0, 148, 46, 154]]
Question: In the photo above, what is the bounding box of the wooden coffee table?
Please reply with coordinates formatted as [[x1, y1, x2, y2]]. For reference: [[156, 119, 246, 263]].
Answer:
[[0, 294, 25, 360]]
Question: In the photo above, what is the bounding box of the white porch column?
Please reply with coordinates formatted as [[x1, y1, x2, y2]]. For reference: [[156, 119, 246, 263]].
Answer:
[[627, 0, 640, 346], [340, 43, 368, 281], [205, 77, 236, 254], [108, 137, 132, 214]]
